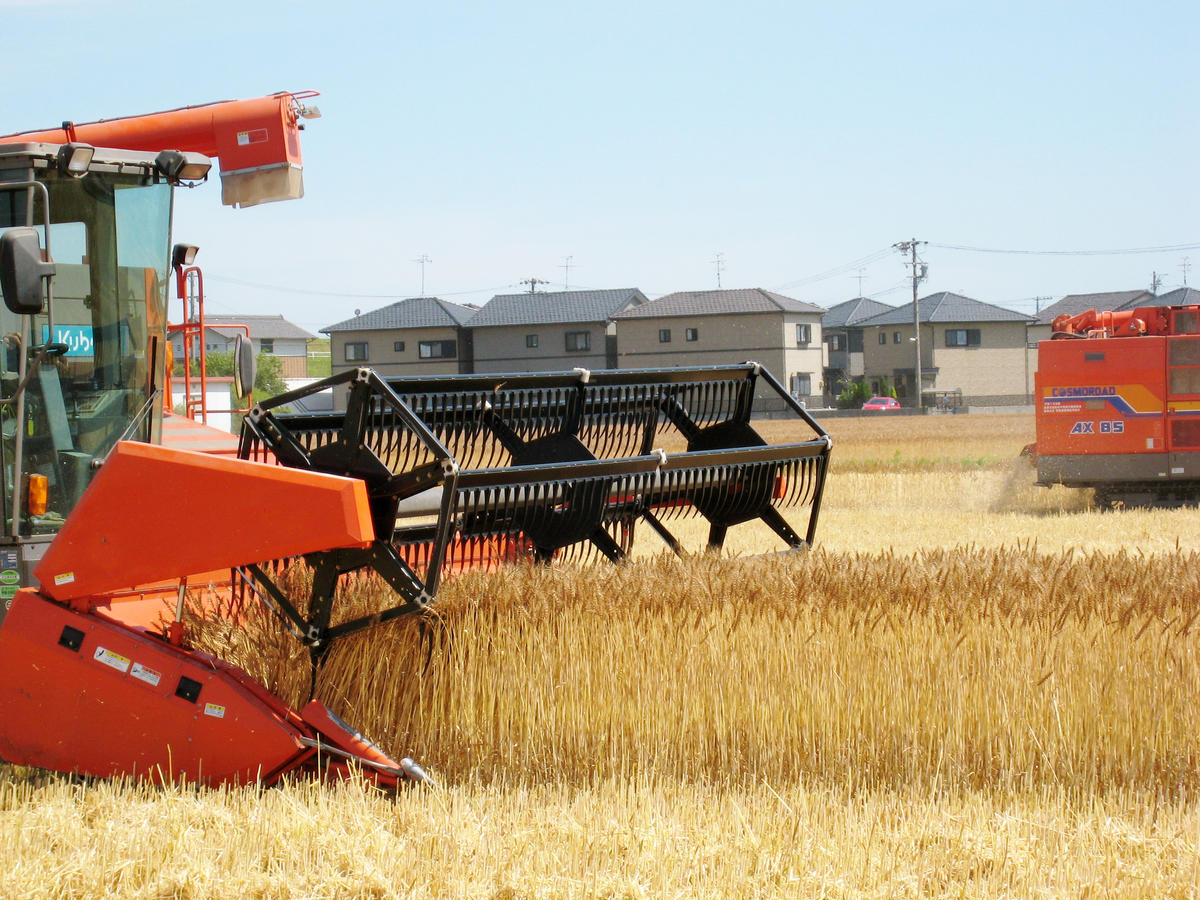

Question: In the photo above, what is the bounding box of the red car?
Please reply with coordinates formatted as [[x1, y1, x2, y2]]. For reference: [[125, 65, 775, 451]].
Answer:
[[862, 396, 901, 411]]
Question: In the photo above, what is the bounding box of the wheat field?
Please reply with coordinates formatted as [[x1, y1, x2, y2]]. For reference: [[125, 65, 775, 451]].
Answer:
[[1, 413, 1198, 899]]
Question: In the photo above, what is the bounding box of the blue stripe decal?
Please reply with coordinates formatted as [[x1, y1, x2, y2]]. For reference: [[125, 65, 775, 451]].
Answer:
[[1042, 395, 1159, 416]]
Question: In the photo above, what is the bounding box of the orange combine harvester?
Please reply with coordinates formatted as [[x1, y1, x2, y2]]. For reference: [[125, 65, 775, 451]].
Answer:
[[0, 93, 832, 789], [1031, 303, 1200, 507]]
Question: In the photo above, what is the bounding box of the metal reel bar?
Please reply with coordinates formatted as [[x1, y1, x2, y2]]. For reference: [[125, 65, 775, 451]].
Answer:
[[235, 364, 831, 651]]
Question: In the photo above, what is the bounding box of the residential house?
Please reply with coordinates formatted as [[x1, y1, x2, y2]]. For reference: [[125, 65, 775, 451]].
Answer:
[[1028, 290, 1154, 344], [612, 288, 826, 408], [859, 292, 1035, 407], [468, 288, 648, 373], [1128, 286, 1200, 309], [821, 297, 895, 404], [322, 297, 478, 382], [171, 314, 316, 378]]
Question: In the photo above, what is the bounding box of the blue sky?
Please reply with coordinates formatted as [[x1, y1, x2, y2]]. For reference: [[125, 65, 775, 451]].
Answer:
[[5, 1, 1197, 334]]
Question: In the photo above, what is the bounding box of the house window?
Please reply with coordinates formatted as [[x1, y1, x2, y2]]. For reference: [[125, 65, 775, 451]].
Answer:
[[893, 331, 902, 344], [565, 331, 590, 352], [828, 334, 844, 351], [260, 339, 274, 354], [796, 323, 811, 345], [878, 332, 886, 345], [393, 340, 406, 352], [790, 373, 812, 397], [945, 328, 981, 347], [526, 334, 538, 349], [345, 341, 369, 362], [659, 328, 672, 343], [419, 340, 457, 359], [685, 327, 699, 342]]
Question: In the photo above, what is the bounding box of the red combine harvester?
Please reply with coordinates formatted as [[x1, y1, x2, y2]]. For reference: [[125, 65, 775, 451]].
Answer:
[[0, 94, 832, 789], [1032, 303, 1200, 507]]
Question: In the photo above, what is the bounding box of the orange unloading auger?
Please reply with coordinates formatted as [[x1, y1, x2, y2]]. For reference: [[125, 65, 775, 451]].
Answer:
[[0, 90, 320, 208]]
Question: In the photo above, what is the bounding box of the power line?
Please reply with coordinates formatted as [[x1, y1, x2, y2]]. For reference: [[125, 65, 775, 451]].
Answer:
[[773, 246, 894, 291], [930, 240, 1200, 257], [206, 274, 515, 300]]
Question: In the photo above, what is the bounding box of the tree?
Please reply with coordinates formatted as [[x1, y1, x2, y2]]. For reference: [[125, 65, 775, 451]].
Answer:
[[253, 351, 287, 398], [192, 350, 287, 398], [835, 380, 871, 409]]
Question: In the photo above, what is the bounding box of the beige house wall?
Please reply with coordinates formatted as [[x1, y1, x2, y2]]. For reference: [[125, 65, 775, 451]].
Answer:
[[329, 326, 462, 375], [862, 320, 1031, 403], [472, 323, 609, 372], [615, 312, 824, 407], [328, 326, 466, 410], [1026, 323, 1052, 344], [861, 322, 931, 382], [930, 321, 1031, 399]]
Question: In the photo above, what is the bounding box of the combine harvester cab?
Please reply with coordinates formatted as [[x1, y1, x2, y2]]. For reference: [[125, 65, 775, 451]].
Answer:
[[0, 97, 428, 789], [1034, 303, 1200, 507]]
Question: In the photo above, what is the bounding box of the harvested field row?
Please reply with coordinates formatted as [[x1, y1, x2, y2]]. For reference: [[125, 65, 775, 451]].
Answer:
[[0, 776, 1193, 899]]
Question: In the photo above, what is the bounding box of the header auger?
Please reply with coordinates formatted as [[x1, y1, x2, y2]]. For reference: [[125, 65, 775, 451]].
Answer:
[[0, 93, 830, 790]]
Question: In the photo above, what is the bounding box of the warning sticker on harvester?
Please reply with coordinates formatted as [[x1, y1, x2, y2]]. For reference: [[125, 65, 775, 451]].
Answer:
[[203, 703, 226, 719], [130, 662, 161, 687], [236, 128, 268, 146], [54, 572, 75, 586], [93, 646, 131, 674]]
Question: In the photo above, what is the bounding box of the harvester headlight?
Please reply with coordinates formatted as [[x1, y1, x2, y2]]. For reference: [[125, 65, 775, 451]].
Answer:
[[27, 474, 48, 517], [155, 150, 212, 185], [55, 143, 94, 177]]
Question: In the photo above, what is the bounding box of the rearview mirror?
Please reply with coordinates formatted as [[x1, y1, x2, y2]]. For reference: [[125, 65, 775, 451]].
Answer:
[[232, 333, 256, 401], [0, 228, 56, 315]]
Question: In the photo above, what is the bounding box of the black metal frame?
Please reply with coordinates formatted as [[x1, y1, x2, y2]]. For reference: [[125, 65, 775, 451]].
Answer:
[[236, 363, 831, 657]]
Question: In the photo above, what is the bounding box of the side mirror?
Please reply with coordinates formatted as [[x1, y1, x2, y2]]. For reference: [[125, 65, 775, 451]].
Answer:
[[0, 228, 56, 315], [232, 333, 257, 401]]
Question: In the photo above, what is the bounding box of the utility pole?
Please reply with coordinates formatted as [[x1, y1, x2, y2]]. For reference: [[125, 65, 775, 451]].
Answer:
[[1034, 296, 1052, 315], [560, 256, 574, 291], [893, 239, 928, 409], [413, 254, 431, 296], [521, 278, 549, 294], [1151, 271, 1164, 295], [1182, 257, 1192, 287], [713, 252, 725, 288]]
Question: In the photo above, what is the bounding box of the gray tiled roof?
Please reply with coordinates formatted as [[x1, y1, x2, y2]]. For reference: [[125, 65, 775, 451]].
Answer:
[[859, 292, 1033, 326], [1037, 290, 1153, 323], [322, 297, 478, 333], [1119, 287, 1200, 309], [468, 288, 648, 327], [821, 297, 895, 329], [613, 288, 822, 319], [204, 314, 317, 340]]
